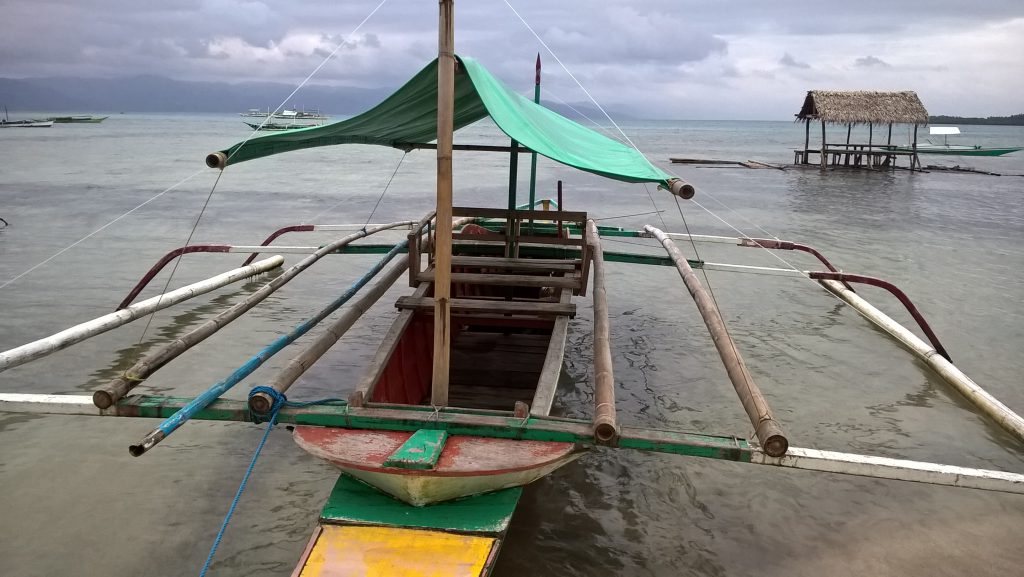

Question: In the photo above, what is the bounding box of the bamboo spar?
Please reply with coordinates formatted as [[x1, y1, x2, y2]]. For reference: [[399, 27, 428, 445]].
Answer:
[[645, 225, 788, 457], [431, 0, 454, 406], [586, 220, 619, 443], [93, 222, 413, 409], [249, 259, 409, 413], [0, 256, 284, 372], [819, 279, 1024, 443]]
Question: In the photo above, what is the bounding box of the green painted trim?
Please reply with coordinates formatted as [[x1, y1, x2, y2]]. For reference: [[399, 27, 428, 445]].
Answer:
[[114, 396, 752, 462], [321, 474, 522, 535], [383, 429, 448, 470]]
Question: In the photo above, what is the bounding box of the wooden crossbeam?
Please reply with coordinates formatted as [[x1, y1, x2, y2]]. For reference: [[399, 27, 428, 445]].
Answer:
[[416, 270, 581, 289], [395, 296, 575, 317]]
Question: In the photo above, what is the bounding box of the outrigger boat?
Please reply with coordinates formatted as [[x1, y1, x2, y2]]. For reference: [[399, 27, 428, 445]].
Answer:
[[892, 126, 1022, 156], [2, 2, 1024, 576], [47, 115, 109, 123]]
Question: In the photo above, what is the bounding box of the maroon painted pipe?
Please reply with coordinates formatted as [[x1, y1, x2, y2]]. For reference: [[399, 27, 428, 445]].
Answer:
[[741, 237, 855, 291], [240, 225, 316, 266], [809, 271, 951, 362], [117, 245, 232, 310]]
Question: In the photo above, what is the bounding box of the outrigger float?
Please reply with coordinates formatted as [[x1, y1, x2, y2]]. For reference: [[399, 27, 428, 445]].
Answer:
[[2, 2, 1024, 575]]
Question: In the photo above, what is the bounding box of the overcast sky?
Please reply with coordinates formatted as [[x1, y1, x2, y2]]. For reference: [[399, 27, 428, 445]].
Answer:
[[2, 0, 1022, 119]]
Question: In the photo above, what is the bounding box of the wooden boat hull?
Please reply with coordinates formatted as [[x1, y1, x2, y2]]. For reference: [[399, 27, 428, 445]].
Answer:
[[48, 116, 108, 123], [293, 427, 582, 506], [293, 475, 521, 577]]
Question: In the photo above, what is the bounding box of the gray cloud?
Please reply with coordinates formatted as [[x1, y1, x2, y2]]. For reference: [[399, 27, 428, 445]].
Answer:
[[0, 0, 1021, 118], [779, 53, 810, 69], [854, 55, 892, 68]]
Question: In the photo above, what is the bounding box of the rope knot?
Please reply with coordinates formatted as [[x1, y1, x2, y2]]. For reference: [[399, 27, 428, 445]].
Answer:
[[249, 386, 287, 424]]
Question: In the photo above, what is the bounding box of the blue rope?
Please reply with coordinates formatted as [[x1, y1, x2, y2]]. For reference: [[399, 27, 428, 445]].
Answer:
[[198, 387, 350, 575], [199, 389, 282, 577]]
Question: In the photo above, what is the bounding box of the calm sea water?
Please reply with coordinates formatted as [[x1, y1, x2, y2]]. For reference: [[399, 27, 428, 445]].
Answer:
[[1, 115, 1023, 576]]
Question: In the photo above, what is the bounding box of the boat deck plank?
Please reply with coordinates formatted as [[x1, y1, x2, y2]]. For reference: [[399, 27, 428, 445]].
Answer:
[[396, 296, 575, 317]]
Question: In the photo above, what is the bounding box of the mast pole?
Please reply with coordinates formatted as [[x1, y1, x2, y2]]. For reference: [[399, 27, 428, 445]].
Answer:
[[431, 0, 455, 406], [528, 54, 541, 218]]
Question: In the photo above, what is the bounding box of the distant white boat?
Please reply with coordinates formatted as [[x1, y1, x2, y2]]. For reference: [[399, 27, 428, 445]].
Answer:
[[892, 126, 1022, 157]]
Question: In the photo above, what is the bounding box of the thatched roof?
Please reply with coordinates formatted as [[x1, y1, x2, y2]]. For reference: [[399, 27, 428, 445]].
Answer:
[[796, 90, 929, 125]]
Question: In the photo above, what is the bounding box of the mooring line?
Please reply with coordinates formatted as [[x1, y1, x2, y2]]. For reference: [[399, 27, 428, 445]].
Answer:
[[127, 169, 227, 370], [362, 152, 408, 229], [0, 168, 206, 291], [224, 0, 391, 164]]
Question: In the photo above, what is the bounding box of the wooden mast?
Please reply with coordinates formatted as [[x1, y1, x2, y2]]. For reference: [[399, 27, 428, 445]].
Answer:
[[431, 0, 455, 406]]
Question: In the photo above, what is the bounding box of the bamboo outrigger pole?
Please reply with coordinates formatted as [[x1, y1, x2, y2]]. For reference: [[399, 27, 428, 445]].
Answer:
[[646, 225, 788, 457], [0, 256, 284, 372], [587, 220, 619, 444], [431, 0, 455, 406], [94, 222, 413, 409]]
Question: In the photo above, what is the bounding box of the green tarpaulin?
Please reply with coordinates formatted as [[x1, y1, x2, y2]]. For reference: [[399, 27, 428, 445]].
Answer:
[[214, 55, 672, 186]]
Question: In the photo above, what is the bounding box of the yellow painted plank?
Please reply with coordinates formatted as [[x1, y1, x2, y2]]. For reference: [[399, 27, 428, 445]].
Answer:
[[298, 525, 497, 577]]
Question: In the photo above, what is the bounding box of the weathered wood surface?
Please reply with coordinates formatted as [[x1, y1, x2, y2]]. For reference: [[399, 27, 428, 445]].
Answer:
[[292, 427, 582, 505], [417, 270, 580, 289], [396, 296, 575, 317], [645, 225, 789, 457], [586, 220, 619, 444], [449, 255, 578, 272], [531, 288, 573, 416]]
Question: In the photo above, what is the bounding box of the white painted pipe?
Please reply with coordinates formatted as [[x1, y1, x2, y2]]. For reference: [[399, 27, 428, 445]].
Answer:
[[820, 279, 1024, 443], [0, 256, 285, 372], [752, 446, 1024, 495]]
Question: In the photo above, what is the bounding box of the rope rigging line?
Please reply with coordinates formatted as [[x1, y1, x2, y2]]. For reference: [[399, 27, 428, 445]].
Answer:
[[0, 168, 207, 291], [224, 0, 391, 164], [362, 152, 408, 229], [501, 0, 642, 153], [127, 170, 227, 365], [198, 387, 347, 576], [670, 194, 773, 424]]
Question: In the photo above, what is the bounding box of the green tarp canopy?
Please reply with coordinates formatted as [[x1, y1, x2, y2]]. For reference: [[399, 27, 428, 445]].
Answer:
[[212, 55, 672, 186]]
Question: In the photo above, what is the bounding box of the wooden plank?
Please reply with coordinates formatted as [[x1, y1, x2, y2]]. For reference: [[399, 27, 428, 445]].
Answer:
[[295, 525, 497, 577], [516, 235, 583, 247], [450, 255, 578, 272], [383, 429, 448, 470], [320, 474, 523, 533], [417, 270, 580, 289], [531, 290, 572, 416], [396, 296, 575, 317], [452, 206, 587, 222]]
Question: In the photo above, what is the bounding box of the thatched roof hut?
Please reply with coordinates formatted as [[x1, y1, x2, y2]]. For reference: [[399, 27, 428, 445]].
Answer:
[[796, 90, 929, 125]]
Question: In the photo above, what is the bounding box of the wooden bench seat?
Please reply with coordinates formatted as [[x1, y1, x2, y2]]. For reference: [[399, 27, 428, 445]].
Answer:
[[416, 270, 581, 290], [395, 296, 576, 317], [449, 255, 580, 272]]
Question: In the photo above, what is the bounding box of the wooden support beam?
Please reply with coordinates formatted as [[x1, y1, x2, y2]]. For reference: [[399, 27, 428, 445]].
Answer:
[[396, 296, 575, 317], [431, 0, 455, 407]]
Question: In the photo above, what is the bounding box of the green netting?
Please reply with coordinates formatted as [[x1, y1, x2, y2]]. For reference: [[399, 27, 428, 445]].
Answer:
[[215, 55, 671, 186]]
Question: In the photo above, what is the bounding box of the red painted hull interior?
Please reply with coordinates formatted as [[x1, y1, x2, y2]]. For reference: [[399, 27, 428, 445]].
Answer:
[[370, 311, 555, 411]]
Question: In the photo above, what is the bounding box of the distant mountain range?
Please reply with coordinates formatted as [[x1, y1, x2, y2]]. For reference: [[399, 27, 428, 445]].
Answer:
[[0, 75, 627, 120], [929, 114, 1024, 126]]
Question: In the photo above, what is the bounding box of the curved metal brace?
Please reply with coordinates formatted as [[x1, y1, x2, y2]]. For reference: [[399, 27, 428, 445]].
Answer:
[[808, 271, 950, 362], [117, 245, 231, 310], [240, 224, 316, 266], [741, 237, 855, 291]]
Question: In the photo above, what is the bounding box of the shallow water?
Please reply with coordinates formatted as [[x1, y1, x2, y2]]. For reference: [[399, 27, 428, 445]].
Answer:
[[1, 116, 1023, 576]]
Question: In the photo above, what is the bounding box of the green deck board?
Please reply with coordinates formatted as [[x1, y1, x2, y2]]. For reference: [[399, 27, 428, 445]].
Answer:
[[383, 429, 448, 470], [321, 475, 522, 535]]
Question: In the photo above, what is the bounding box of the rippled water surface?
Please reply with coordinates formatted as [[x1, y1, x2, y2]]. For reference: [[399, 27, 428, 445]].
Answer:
[[1, 116, 1022, 576]]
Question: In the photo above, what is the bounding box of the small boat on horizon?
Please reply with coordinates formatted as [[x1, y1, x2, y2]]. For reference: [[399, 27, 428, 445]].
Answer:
[[243, 120, 322, 131], [47, 115, 109, 123], [1, 106, 53, 127], [892, 126, 1022, 156], [240, 107, 329, 120]]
